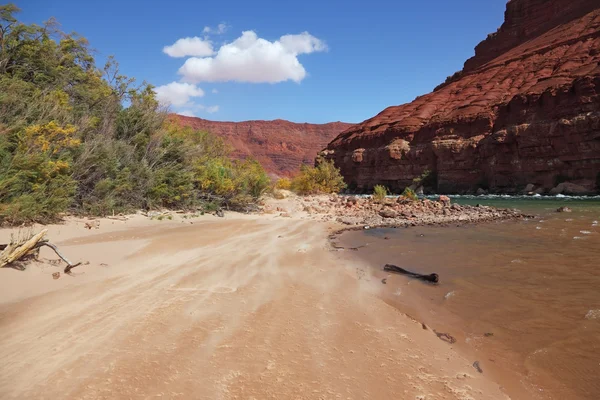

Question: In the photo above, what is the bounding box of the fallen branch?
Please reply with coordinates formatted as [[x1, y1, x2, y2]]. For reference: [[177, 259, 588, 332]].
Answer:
[[1, 229, 82, 273], [34, 242, 82, 273], [383, 264, 439, 283]]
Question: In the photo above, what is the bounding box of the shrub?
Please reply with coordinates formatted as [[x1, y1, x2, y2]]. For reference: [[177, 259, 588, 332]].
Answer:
[[412, 169, 436, 188], [0, 6, 271, 223], [275, 177, 292, 190], [291, 160, 346, 195], [372, 185, 388, 202], [401, 187, 418, 201]]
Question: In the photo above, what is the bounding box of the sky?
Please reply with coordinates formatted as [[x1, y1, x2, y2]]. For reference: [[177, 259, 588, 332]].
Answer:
[[19, 0, 507, 123]]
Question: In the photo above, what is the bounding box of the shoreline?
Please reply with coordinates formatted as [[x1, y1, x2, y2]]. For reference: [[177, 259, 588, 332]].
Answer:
[[332, 203, 600, 400], [0, 197, 517, 399]]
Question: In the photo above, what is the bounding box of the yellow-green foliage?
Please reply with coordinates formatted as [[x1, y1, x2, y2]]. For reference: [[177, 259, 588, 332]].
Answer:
[[401, 187, 418, 201], [291, 160, 346, 195], [0, 5, 269, 224], [275, 177, 292, 190], [373, 185, 388, 202]]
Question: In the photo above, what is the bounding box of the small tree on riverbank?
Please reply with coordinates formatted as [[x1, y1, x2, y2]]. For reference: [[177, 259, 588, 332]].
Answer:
[[291, 160, 346, 195]]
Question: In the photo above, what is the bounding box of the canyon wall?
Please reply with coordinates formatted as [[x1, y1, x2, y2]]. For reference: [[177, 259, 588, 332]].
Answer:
[[323, 0, 600, 194], [173, 116, 352, 177]]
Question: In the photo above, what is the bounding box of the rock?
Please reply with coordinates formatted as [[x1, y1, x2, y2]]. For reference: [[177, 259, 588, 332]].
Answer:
[[523, 183, 535, 193], [439, 195, 451, 206], [52, 272, 60, 280], [216, 209, 225, 218], [585, 310, 600, 320], [476, 188, 487, 195], [549, 182, 590, 195], [415, 186, 424, 196], [379, 209, 398, 219], [556, 206, 572, 213], [322, 0, 600, 194]]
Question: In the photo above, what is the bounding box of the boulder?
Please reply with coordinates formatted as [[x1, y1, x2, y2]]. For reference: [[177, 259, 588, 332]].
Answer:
[[379, 209, 398, 219], [476, 188, 488, 195], [549, 182, 589, 195], [556, 206, 572, 213], [523, 184, 535, 193], [439, 195, 451, 206]]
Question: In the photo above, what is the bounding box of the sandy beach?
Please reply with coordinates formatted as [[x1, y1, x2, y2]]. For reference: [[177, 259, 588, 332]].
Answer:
[[0, 199, 513, 399]]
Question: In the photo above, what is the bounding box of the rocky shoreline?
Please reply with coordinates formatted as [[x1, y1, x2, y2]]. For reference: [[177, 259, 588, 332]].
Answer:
[[266, 192, 533, 229]]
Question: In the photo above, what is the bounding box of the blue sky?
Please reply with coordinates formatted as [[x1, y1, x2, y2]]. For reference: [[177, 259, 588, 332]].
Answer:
[[19, 0, 506, 123]]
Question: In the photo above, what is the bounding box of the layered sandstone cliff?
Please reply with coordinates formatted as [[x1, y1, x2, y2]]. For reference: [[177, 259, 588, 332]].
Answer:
[[173, 116, 352, 176], [323, 0, 600, 194]]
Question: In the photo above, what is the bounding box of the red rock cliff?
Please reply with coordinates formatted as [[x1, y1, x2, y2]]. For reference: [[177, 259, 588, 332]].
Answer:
[[323, 0, 600, 194], [172, 116, 352, 177]]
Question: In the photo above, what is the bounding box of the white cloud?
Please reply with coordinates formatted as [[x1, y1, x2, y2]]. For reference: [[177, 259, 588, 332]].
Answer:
[[211, 88, 218, 94], [163, 37, 214, 58], [154, 82, 205, 107], [203, 23, 228, 35], [279, 32, 327, 54], [177, 30, 327, 84], [206, 105, 219, 113]]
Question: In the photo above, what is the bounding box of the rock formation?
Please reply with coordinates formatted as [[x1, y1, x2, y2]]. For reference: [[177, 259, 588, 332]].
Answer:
[[323, 0, 600, 194], [172, 115, 352, 177]]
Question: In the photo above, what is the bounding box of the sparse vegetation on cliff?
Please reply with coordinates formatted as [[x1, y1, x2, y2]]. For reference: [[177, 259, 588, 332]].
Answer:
[[0, 5, 269, 224]]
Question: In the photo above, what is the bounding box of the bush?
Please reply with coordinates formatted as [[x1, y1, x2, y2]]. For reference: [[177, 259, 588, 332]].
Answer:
[[291, 160, 346, 195], [401, 187, 418, 201], [275, 177, 291, 190], [0, 6, 272, 223], [412, 169, 436, 188], [372, 185, 388, 202]]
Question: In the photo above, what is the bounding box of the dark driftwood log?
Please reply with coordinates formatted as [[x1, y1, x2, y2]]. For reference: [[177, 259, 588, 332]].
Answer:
[[34, 242, 82, 273], [383, 264, 439, 283]]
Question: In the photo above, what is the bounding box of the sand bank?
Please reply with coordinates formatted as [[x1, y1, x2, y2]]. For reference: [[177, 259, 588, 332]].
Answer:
[[0, 202, 510, 399]]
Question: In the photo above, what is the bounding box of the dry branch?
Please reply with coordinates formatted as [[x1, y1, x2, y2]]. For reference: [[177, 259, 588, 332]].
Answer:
[[0, 229, 47, 268], [1, 229, 82, 273]]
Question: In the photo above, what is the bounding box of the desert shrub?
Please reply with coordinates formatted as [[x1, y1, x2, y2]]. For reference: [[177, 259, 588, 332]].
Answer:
[[291, 160, 346, 195], [401, 187, 418, 201], [0, 5, 270, 223], [0, 121, 79, 223], [275, 177, 292, 190], [372, 185, 388, 202]]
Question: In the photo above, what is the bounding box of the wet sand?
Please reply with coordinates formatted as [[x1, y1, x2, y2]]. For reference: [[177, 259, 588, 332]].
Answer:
[[0, 209, 509, 399], [337, 199, 600, 399]]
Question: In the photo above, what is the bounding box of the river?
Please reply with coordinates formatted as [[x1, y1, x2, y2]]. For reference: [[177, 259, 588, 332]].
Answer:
[[337, 196, 600, 399]]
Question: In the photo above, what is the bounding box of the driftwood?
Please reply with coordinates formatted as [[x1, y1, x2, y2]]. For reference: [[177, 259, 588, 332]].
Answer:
[[1, 230, 82, 273], [0, 229, 48, 268], [383, 264, 439, 283]]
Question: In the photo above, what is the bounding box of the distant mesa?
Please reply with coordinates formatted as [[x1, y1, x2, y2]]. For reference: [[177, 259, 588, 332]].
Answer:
[[171, 114, 352, 177], [322, 0, 600, 194]]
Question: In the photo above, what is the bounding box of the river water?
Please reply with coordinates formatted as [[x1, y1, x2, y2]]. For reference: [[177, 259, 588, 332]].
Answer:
[[337, 196, 600, 400]]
